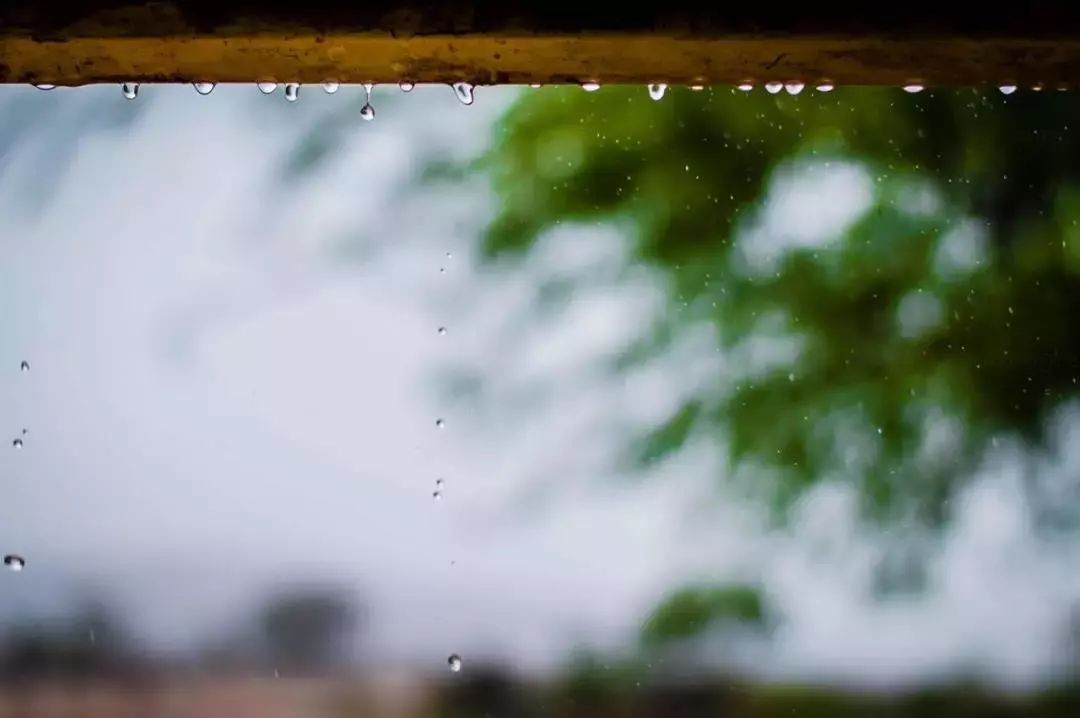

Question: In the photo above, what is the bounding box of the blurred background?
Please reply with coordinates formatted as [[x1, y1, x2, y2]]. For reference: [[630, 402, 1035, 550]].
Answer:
[[2, 82, 1080, 716]]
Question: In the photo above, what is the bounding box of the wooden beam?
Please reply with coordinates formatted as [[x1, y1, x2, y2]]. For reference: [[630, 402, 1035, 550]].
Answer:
[[3, 2, 1080, 86]]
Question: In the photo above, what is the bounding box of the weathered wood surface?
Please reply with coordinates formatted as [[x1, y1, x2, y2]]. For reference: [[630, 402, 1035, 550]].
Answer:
[[3, 2, 1080, 86]]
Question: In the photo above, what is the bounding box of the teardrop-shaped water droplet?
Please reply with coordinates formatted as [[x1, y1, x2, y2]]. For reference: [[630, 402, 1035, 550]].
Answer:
[[764, 82, 783, 94], [399, 81, 415, 92], [999, 84, 1018, 95], [283, 83, 300, 102], [323, 80, 340, 94], [647, 83, 667, 101], [784, 82, 804, 95], [903, 84, 924, 94], [193, 82, 215, 96], [257, 81, 278, 94], [122, 82, 139, 100], [435, 419, 445, 429], [360, 103, 375, 121], [736, 83, 754, 92], [581, 82, 600, 92], [437, 327, 447, 336], [12, 438, 23, 449], [448, 654, 462, 672], [3, 555, 25, 572], [34, 84, 56, 91], [816, 83, 835, 92], [20, 360, 30, 372], [452, 82, 475, 105]]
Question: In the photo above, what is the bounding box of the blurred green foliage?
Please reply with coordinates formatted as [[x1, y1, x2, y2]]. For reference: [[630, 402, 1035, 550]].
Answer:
[[640, 585, 765, 647], [467, 86, 1080, 527]]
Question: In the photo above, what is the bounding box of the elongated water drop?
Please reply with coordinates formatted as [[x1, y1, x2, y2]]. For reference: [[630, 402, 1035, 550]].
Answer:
[[903, 84, 924, 93], [764, 82, 783, 94], [34, 84, 56, 91], [737, 83, 754, 92], [816, 83, 835, 92], [323, 80, 339, 94], [581, 82, 600, 92], [399, 81, 415, 92], [122, 82, 139, 100], [784, 82, 804, 95], [20, 360, 29, 372], [284, 83, 300, 102], [3, 555, 25, 572], [257, 81, 278, 94], [647, 83, 667, 101], [193, 82, 215, 96], [999, 84, 1018, 95], [448, 654, 462, 672], [360, 83, 375, 120], [452, 82, 475, 105]]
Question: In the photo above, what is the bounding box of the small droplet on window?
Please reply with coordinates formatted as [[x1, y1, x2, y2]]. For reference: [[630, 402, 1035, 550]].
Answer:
[[816, 83, 835, 92], [448, 654, 462, 672], [764, 82, 783, 94], [581, 82, 601, 92], [999, 85, 1018, 95], [20, 361, 29, 372], [399, 81, 415, 92], [3, 555, 25, 572], [121, 82, 139, 100], [436, 479, 444, 487], [647, 83, 667, 101], [903, 85, 924, 94], [34, 84, 56, 91], [452, 83, 475, 105], [432, 490, 442, 501], [437, 327, 447, 336], [257, 82, 278, 94], [737, 83, 754, 92], [435, 419, 445, 429], [284, 83, 300, 102], [784, 82, 804, 95], [323, 81, 340, 94], [12, 438, 23, 449], [192, 82, 215, 95], [360, 103, 375, 121]]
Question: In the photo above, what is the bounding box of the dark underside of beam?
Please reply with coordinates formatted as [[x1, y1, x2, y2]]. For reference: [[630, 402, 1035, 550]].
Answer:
[[3, 2, 1080, 85]]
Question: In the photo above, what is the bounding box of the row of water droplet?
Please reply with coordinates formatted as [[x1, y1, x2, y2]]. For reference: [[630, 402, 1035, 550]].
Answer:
[[4, 362, 30, 572], [31, 80, 1044, 114]]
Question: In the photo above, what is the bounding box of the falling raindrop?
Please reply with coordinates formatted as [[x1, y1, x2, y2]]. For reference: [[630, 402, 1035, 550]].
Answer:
[[737, 83, 754, 92], [902, 84, 924, 93], [448, 654, 462, 672], [193, 82, 215, 95], [3, 555, 25, 572], [452, 82, 475, 105], [435, 419, 445, 429], [647, 83, 667, 101], [437, 327, 447, 336], [439, 267, 446, 274], [432, 490, 442, 501], [20, 360, 29, 372], [12, 438, 23, 449], [999, 84, 1018, 95], [33, 84, 56, 91], [20, 429, 27, 436], [399, 81, 415, 92], [323, 80, 340, 94], [283, 83, 300, 102], [784, 82, 804, 95], [360, 83, 375, 120], [764, 82, 783, 94], [257, 81, 278, 94], [121, 82, 139, 100], [816, 83, 835, 92], [436, 479, 445, 487], [581, 82, 601, 92], [446, 252, 453, 259]]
